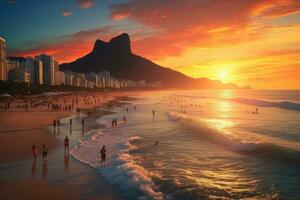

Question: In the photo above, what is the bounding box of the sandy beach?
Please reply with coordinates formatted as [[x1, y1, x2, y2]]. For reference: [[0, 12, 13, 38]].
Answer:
[[0, 91, 126, 200], [0, 111, 69, 162]]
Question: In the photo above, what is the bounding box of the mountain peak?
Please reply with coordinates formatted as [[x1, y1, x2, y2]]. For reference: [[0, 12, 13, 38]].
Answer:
[[92, 39, 108, 52], [109, 33, 132, 55], [61, 33, 240, 89]]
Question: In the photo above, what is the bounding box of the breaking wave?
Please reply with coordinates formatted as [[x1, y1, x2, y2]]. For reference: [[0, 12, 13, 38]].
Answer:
[[71, 118, 163, 200], [167, 111, 300, 164]]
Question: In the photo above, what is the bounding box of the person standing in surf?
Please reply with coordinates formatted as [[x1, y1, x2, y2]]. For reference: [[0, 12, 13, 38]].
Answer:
[[100, 145, 107, 165], [64, 136, 69, 152], [32, 144, 38, 160], [42, 144, 48, 162]]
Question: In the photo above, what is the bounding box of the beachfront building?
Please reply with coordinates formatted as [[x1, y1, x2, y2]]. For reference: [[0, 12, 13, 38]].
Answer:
[[7, 57, 27, 83], [73, 77, 80, 87], [87, 81, 94, 88], [95, 72, 106, 88], [25, 58, 44, 85], [55, 71, 65, 85], [98, 70, 110, 88], [65, 70, 74, 86], [33, 60, 43, 85], [22, 71, 31, 84], [36, 54, 55, 85], [71, 72, 86, 87], [0, 37, 8, 81], [87, 72, 98, 88], [137, 80, 146, 87]]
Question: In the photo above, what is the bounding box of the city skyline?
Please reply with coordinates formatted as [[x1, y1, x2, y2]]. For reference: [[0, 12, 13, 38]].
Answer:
[[1, 0, 300, 89]]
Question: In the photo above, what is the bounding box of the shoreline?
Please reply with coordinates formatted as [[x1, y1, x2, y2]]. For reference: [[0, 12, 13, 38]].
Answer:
[[0, 91, 135, 200], [0, 111, 70, 162]]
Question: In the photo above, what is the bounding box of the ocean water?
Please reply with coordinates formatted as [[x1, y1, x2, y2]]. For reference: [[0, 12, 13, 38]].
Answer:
[[71, 90, 300, 200]]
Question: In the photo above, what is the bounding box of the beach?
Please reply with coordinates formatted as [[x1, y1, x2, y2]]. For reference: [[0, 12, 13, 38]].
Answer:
[[0, 91, 127, 200], [1, 89, 300, 199]]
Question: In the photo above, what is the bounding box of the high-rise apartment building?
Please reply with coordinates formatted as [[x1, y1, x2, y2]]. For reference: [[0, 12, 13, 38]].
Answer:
[[0, 37, 8, 81], [36, 54, 55, 85]]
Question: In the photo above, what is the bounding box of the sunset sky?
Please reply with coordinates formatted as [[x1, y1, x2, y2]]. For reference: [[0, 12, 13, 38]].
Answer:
[[1, 0, 300, 89]]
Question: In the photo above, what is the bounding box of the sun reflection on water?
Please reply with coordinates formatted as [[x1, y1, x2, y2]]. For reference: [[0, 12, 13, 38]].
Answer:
[[181, 165, 259, 196]]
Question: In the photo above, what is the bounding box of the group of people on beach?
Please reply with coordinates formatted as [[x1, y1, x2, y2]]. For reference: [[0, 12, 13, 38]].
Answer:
[[31, 136, 70, 162], [32, 144, 49, 162]]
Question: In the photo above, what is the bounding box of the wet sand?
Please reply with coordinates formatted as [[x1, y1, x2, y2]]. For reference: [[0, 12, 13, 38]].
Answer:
[[0, 92, 126, 200], [0, 111, 69, 162], [0, 180, 79, 200]]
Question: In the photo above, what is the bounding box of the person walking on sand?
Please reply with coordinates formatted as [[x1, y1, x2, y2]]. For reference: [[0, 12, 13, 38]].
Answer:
[[32, 145, 38, 160], [69, 118, 72, 129], [57, 119, 61, 132], [152, 109, 155, 116], [53, 119, 56, 130], [42, 144, 48, 162], [64, 136, 69, 152], [100, 145, 107, 165]]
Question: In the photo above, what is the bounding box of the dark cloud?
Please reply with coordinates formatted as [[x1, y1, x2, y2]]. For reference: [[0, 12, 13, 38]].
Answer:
[[8, 0, 17, 4]]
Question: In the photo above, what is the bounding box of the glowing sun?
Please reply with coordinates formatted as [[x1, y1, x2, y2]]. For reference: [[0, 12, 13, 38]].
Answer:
[[217, 69, 230, 82]]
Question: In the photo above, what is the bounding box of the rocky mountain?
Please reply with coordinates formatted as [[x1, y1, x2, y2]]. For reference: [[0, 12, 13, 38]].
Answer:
[[60, 33, 238, 89]]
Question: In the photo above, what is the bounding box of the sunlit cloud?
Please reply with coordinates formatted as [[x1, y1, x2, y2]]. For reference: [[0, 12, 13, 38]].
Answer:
[[61, 10, 72, 17], [76, 0, 94, 9], [7, 0, 300, 89], [253, 0, 300, 18], [109, 0, 300, 59], [9, 26, 116, 63]]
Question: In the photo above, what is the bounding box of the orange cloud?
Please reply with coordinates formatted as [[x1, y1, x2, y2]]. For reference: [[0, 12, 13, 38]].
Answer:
[[61, 10, 72, 17], [8, 0, 300, 89], [253, 0, 300, 18], [76, 0, 94, 9], [110, 0, 300, 60], [9, 26, 116, 63]]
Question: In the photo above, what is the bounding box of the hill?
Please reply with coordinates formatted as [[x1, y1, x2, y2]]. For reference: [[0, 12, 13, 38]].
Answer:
[[60, 33, 239, 89]]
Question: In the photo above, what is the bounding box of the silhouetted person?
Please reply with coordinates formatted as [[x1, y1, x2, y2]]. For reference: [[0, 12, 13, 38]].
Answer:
[[152, 109, 155, 116], [64, 136, 69, 152], [57, 119, 60, 132], [32, 145, 38, 160], [53, 119, 56, 130], [69, 118, 72, 133], [100, 145, 107, 165], [42, 144, 48, 162]]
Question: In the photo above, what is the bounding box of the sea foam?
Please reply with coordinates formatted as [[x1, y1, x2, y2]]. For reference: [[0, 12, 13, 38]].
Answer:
[[71, 117, 163, 200]]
